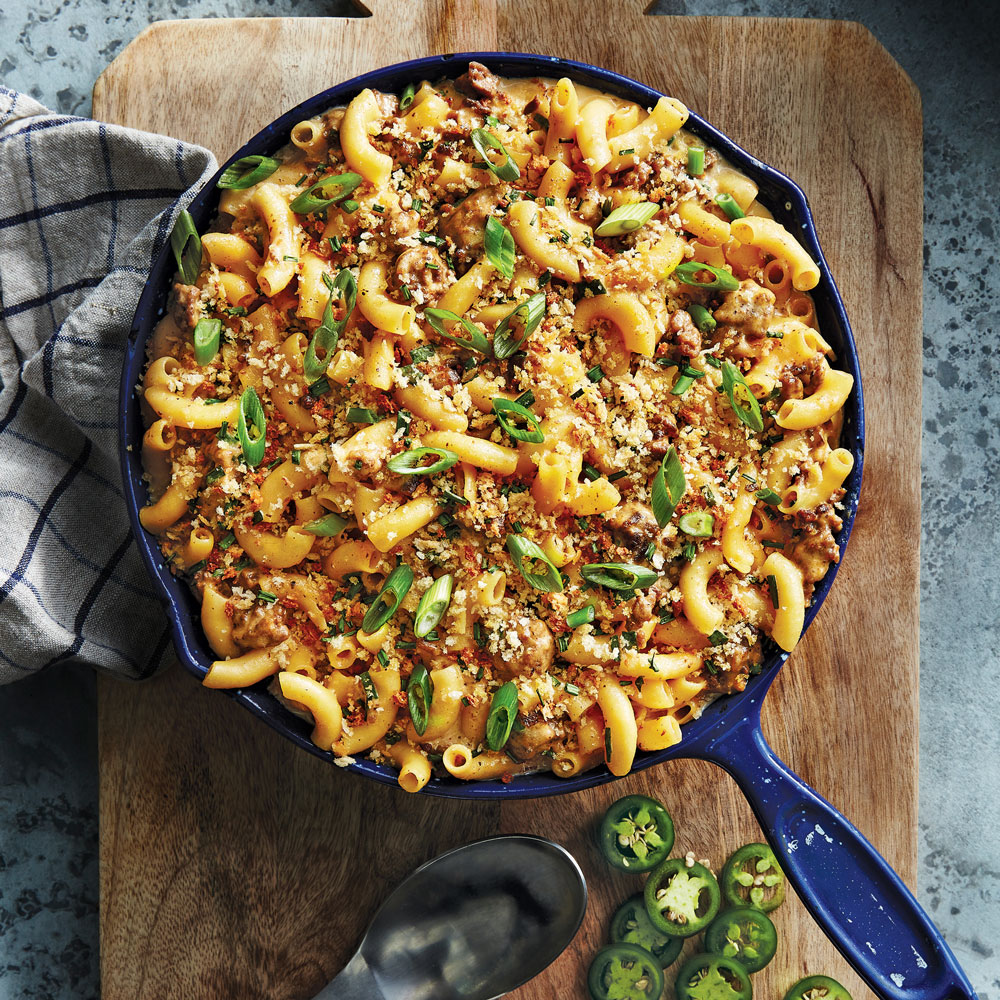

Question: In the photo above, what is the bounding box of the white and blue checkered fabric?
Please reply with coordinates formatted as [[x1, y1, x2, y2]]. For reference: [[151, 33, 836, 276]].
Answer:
[[0, 89, 217, 683]]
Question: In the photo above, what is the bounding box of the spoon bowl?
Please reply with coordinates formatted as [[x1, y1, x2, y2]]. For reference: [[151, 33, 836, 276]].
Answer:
[[315, 835, 587, 1000]]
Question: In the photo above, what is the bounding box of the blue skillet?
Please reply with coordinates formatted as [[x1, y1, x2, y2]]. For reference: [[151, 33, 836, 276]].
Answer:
[[118, 52, 978, 1000]]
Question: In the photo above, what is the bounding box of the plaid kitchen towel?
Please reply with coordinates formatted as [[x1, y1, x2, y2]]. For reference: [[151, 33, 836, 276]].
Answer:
[[0, 88, 217, 683]]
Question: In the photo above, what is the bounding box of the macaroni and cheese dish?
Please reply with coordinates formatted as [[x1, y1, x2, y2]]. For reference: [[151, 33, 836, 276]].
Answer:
[[139, 62, 854, 792]]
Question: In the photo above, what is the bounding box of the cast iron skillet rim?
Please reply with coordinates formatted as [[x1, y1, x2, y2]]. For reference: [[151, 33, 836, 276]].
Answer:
[[119, 50, 866, 799]]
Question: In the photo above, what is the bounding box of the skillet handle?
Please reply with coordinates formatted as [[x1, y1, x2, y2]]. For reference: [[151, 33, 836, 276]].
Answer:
[[700, 713, 979, 1000]]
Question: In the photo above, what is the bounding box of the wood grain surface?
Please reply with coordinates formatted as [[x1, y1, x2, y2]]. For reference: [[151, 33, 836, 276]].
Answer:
[[94, 5, 923, 998]]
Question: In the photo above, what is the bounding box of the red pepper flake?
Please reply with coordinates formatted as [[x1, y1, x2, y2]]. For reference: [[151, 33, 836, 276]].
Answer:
[[501, 773, 512, 783]]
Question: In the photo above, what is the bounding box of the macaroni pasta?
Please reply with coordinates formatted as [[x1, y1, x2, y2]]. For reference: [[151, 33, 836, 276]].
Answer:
[[141, 62, 853, 791]]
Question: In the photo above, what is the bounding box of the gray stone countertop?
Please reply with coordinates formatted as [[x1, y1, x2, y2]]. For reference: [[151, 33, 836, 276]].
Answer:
[[1, 0, 997, 997]]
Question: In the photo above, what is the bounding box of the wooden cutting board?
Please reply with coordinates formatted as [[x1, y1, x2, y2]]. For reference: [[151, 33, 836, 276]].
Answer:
[[94, 5, 922, 997]]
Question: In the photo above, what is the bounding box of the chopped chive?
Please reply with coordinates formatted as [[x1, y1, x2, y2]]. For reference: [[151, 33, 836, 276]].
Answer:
[[687, 146, 705, 175]]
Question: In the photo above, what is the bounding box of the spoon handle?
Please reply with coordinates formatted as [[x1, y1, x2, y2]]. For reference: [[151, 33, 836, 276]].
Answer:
[[312, 951, 384, 1000], [694, 708, 979, 1000]]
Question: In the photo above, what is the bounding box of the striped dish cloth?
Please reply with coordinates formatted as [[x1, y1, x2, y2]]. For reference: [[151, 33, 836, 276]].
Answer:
[[0, 88, 216, 683]]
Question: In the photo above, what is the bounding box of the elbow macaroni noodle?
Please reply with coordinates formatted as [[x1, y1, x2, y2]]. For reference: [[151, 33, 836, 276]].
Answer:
[[140, 62, 854, 791]]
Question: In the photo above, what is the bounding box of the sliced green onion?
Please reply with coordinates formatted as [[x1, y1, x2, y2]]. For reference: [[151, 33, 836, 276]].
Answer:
[[687, 146, 705, 175], [341, 199, 359, 214], [192, 318, 221, 365], [484, 215, 516, 279], [582, 463, 601, 482], [257, 589, 277, 604], [399, 82, 417, 111], [407, 663, 433, 736], [216, 155, 280, 190], [362, 564, 413, 633], [493, 292, 546, 360], [594, 202, 658, 237], [507, 535, 563, 592], [673, 261, 740, 291], [687, 303, 717, 332], [308, 376, 330, 398], [492, 398, 544, 444], [580, 563, 658, 591], [715, 192, 745, 220], [387, 447, 459, 476], [486, 680, 519, 750], [346, 406, 379, 424], [587, 365, 605, 383], [671, 364, 705, 397], [289, 172, 363, 215], [470, 128, 520, 183], [424, 308, 492, 355], [304, 268, 357, 382], [708, 629, 728, 646], [237, 386, 266, 467], [566, 604, 595, 628], [515, 390, 535, 407], [651, 446, 686, 527], [755, 487, 783, 506], [170, 210, 202, 285], [302, 512, 349, 537], [721, 361, 765, 433], [678, 511, 715, 537], [413, 574, 453, 639]]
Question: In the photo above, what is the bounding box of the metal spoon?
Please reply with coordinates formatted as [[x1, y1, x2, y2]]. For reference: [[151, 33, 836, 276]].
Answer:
[[312, 834, 587, 1000]]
